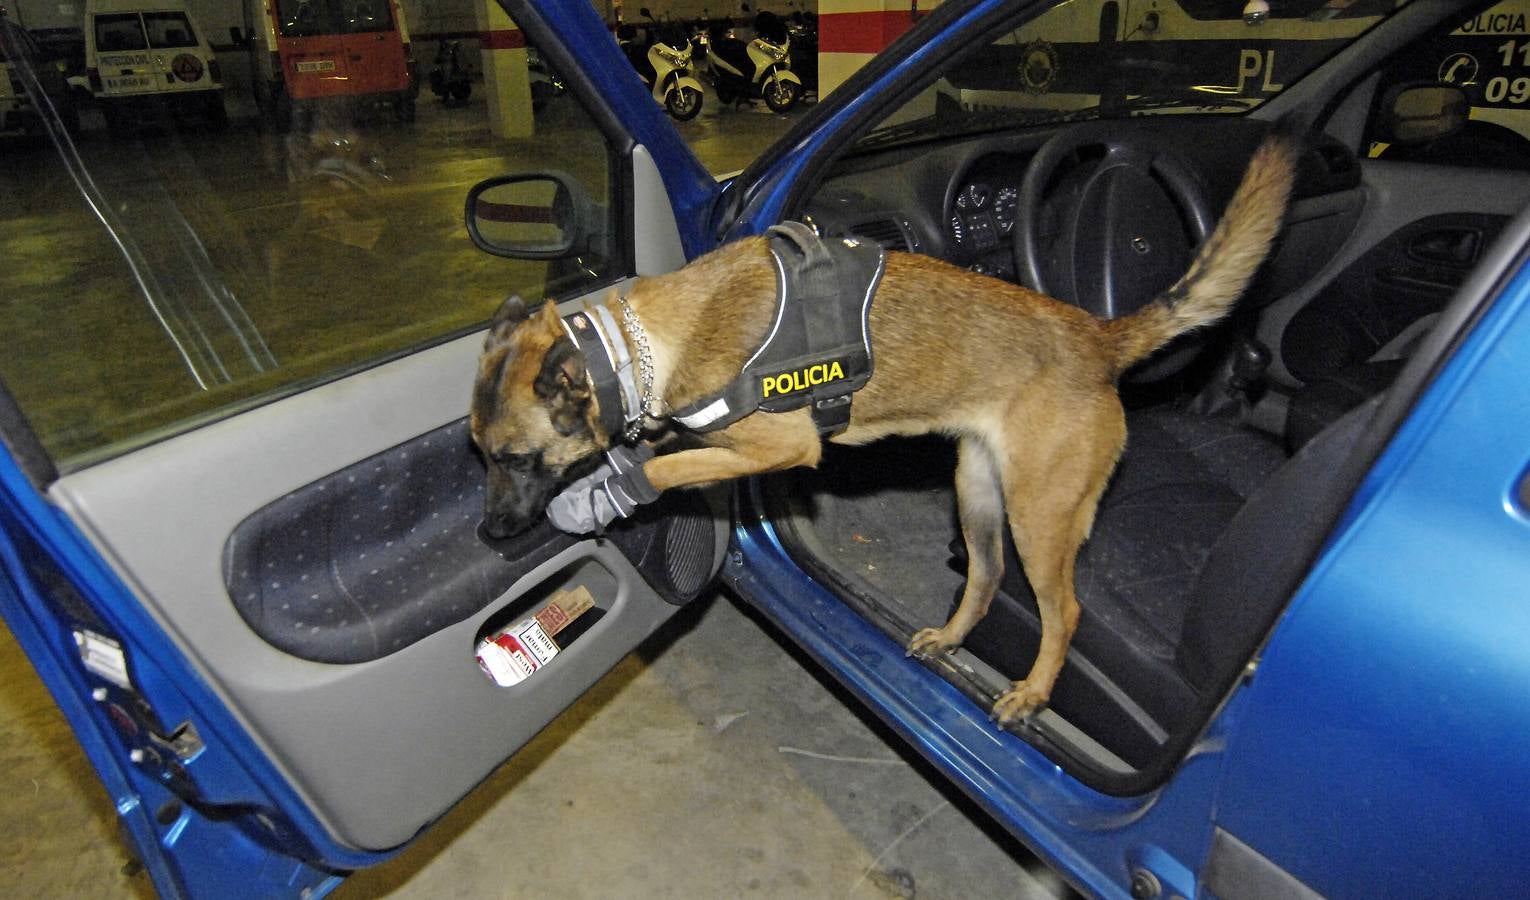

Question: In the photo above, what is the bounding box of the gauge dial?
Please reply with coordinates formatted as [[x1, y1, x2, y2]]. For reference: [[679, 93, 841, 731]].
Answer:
[[994, 185, 1019, 234], [965, 182, 991, 210]]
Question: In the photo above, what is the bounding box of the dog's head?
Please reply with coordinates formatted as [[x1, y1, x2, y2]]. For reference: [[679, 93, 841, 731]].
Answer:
[[471, 296, 611, 538]]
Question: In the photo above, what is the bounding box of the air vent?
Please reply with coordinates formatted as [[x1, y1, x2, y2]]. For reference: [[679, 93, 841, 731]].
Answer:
[[852, 219, 914, 252]]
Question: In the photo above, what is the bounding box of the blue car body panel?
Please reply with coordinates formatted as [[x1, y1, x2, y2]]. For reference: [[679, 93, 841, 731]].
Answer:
[[1211, 250, 1530, 897], [2, 0, 1528, 895], [0, 450, 364, 897]]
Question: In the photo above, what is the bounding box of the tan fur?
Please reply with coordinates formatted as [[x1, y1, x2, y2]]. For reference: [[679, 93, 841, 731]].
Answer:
[[474, 134, 1298, 722]]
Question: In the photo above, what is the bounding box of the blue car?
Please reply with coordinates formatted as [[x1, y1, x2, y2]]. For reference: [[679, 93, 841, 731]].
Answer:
[[2, 0, 1528, 896]]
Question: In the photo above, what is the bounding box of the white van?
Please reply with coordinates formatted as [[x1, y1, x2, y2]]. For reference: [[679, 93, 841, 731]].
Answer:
[[84, 0, 225, 130], [1, 18, 79, 137]]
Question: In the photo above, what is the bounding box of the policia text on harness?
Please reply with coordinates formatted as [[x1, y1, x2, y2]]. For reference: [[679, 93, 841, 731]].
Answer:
[[544, 222, 886, 534], [671, 222, 885, 437]]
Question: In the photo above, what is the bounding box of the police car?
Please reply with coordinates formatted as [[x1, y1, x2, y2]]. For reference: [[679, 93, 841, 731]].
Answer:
[[2, 0, 1529, 897]]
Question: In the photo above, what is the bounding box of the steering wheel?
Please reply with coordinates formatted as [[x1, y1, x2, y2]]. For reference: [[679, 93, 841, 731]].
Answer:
[[1013, 123, 1216, 376]]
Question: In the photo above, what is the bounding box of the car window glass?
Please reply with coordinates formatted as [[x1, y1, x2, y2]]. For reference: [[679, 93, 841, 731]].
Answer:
[[0, 25, 618, 469], [276, 0, 393, 37], [143, 12, 198, 49], [1363, 0, 1530, 169], [343, 0, 395, 33], [94, 13, 148, 52], [853, 0, 1398, 152], [619, 13, 808, 175]]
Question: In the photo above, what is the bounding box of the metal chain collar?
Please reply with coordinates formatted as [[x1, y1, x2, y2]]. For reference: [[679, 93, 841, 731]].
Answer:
[[615, 295, 664, 439]]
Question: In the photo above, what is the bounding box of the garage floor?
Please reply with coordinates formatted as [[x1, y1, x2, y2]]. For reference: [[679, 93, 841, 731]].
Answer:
[[0, 91, 1079, 898], [1, 590, 1077, 898]]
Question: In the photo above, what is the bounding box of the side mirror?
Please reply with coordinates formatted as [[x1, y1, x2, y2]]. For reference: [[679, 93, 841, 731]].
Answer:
[[464, 172, 593, 260], [1381, 83, 1469, 145]]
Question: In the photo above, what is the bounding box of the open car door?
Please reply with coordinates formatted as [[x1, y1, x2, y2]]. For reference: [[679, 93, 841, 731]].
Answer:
[[0, 4, 724, 896]]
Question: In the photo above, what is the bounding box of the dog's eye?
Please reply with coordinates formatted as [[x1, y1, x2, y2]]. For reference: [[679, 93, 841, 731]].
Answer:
[[495, 451, 542, 474]]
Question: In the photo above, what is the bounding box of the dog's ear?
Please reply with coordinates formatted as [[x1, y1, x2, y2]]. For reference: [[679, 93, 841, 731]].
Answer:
[[536, 298, 564, 335], [534, 338, 592, 437], [486, 294, 532, 345]]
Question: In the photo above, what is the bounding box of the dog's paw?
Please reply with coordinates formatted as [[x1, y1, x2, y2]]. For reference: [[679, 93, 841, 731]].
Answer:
[[906, 627, 960, 660], [990, 681, 1049, 725]]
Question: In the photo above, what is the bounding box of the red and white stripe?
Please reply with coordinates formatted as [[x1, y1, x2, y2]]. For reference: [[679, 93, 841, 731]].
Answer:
[[818, 1, 944, 97]]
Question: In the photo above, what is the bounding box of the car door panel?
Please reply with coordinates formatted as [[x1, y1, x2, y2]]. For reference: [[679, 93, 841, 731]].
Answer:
[[1257, 160, 1530, 388], [2, 0, 727, 875], [39, 141, 716, 855], [53, 306, 725, 850]]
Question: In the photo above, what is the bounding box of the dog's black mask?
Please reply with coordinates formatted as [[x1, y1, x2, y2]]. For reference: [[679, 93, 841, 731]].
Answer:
[[481, 448, 604, 540], [473, 295, 608, 540]]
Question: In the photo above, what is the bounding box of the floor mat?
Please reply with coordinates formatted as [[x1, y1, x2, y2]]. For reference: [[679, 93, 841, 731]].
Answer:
[[799, 437, 967, 631]]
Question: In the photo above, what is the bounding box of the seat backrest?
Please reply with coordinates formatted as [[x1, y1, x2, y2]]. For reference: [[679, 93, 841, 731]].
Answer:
[[1176, 396, 1382, 691]]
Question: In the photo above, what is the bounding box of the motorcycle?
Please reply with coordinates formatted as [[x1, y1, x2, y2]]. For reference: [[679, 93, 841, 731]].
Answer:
[[700, 14, 802, 114], [428, 39, 473, 107], [620, 11, 705, 122]]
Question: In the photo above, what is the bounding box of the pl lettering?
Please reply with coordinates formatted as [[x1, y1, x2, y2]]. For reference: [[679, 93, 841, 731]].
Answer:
[[1236, 49, 1284, 95]]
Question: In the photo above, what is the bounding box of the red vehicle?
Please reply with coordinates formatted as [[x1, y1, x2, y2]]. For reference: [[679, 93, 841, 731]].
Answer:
[[239, 0, 417, 126]]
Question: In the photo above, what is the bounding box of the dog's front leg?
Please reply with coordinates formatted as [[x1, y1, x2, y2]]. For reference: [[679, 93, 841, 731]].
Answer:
[[643, 409, 823, 492]]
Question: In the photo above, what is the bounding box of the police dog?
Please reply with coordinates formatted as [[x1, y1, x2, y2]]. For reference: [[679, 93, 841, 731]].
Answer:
[[471, 134, 1297, 722]]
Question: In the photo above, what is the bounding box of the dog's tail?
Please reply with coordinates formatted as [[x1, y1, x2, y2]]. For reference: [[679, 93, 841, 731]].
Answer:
[[1103, 129, 1300, 374]]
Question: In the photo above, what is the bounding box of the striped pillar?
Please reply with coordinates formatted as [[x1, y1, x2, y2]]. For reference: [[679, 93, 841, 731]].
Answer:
[[475, 2, 533, 138], [818, 1, 942, 97]]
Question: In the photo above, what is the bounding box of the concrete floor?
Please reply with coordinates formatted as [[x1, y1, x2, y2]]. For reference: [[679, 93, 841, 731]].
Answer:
[[1, 591, 1076, 898]]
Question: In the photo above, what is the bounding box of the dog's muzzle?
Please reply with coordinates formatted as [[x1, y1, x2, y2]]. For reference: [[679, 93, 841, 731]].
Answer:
[[482, 461, 558, 539], [481, 451, 606, 539]]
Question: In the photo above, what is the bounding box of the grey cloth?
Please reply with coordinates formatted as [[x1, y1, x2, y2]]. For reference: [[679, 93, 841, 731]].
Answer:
[[546, 444, 659, 534]]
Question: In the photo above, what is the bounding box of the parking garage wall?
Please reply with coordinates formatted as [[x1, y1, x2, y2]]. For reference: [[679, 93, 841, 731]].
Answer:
[[11, 0, 820, 113]]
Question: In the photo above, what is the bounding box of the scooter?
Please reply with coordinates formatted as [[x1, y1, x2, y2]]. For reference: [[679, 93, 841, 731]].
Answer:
[[625, 10, 704, 121], [700, 17, 802, 114]]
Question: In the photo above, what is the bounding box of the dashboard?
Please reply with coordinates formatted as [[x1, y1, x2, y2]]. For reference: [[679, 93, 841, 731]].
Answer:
[[800, 118, 1350, 310], [947, 154, 1027, 280]]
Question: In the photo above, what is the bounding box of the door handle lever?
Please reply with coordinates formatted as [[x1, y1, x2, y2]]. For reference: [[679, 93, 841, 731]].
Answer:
[[1409, 228, 1481, 266]]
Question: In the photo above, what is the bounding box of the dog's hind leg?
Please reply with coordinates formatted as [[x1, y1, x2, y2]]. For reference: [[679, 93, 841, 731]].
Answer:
[[908, 435, 1006, 658], [990, 399, 1124, 724]]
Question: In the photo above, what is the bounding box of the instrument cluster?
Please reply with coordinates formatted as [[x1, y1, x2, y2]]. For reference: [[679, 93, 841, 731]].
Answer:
[[949, 177, 1019, 280]]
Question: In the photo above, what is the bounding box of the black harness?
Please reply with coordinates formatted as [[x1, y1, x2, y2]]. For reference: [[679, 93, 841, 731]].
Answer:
[[671, 222, 886, 436], [560, 300, 643, 441]]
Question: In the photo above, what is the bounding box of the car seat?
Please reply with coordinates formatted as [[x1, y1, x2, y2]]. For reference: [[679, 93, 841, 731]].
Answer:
[[962, 398, 1381, 767]]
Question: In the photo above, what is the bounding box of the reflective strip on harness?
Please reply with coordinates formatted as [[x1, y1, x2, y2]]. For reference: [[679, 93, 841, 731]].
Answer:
[[674, 396, 732, 430], [670, 222, 886, 437]]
